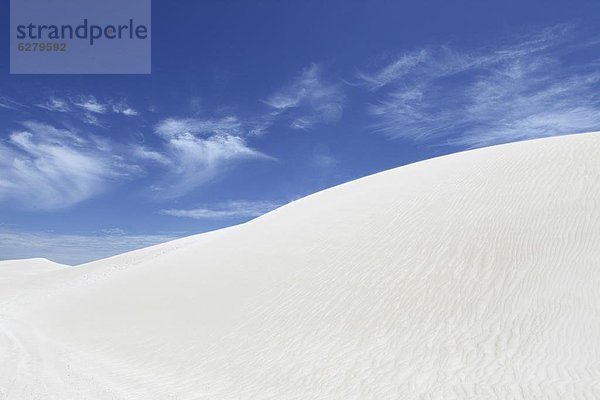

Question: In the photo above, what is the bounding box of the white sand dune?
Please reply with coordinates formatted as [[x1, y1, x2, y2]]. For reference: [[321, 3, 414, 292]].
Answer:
[[0, 258, 66, 277], [2, 133, 600, 399], [0, 258, 67, 291]]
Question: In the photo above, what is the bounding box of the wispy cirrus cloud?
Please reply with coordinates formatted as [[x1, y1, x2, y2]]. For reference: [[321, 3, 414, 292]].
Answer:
[[155, 116, 245, 137], [0, 229, 179, 265], [0, 114, 271, 209], [358, 25, 600, 147], [0, 121, 138, 210], [265, 64, 345, 130], [131, 144, 172, 166], [73, 96, 109, 114], [149, 116, 273, 197], [161, 200, 283, 220], [111, 103, 139, 116], [0, 96, 26, 110], [356, 49, 432, 90], [36, 95, 139, 125], [36, 97, 72, 112]]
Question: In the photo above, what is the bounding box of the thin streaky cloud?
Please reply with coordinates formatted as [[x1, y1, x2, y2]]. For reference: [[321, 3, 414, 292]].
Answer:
[[36, 97, 72, 113], [356, 49, 432, 90], [0, 96, 26, 110], [0, 121, 139, 210], [358, 24, 600, 147], [265, 64, 345, 130], [152, 116, 273, 197], [112, 102, 139, 116], [161, 200, 283, 220], [80, 113, 103, 127], [73, 96, 108, 114], [155, 116, 244, 138], [37, 95, 140, 122], [0, 113, 271, 209], [131, 145, 172, 166]]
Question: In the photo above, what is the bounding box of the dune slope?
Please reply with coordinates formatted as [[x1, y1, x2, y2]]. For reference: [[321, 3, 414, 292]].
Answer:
[[0, 258, 67, 290], [1, 133, 600, 399]]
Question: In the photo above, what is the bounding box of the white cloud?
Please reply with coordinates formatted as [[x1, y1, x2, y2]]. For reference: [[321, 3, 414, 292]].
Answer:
[[73, 96, 108, 114], [131, 145, 172, 166], [37, 96, 139, 123], [246, 115, 277, 137], [0, 96, 25, 110], [155, 116, 244, 138], [165, 134, 269, 196], [265, 64, 345, 130], [36, 97, 71, 112], [152, 116, 272, 197], [80, 112, 104, 126], [0, 229, 178, 265], [0, 122, 138, 210], [161, 200, 282, 220], [111, 102, 139, 116], [358, 25, 600, 147], [0, 114, 269, 208], [356, 49, 432, 90]]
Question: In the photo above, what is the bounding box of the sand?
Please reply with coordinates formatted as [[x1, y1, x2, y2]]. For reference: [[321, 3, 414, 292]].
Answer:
[[1, 133, 600, 399]]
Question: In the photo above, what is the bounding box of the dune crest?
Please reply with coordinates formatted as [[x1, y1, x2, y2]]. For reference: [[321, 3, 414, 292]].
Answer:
[[0, 258, 67, 287], [2, 133, 600, 399]]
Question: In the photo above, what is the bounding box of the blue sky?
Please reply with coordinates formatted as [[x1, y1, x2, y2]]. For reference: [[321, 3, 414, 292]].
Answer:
[[1, 1, 599, 264]]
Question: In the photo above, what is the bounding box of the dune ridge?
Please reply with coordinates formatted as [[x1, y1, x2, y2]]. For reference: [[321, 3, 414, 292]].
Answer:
[[1, 133, 600, 399], [0, 258, 67, 291]]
